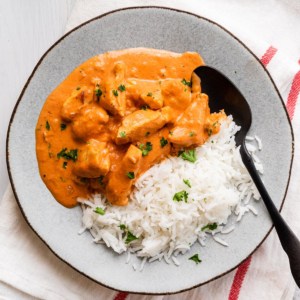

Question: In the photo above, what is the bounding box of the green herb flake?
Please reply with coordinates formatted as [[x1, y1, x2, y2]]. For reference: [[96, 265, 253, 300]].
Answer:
[[125, 231, 138, 244], [141, 105, 149, 110], [95, 86, 102, 99], [173, 190, 189, 203], [201, 223, 218, 231], [76, 86, 81, 90], [189, 131, 195, 137], [181, 78, 192, 87], [145, 131, 150, 137], [57, 148, 78, 162], [140, 141, 153, 156], [45, 120, 50, 131], [189, 254, 202, 264], [180, 149, 197, 163], [119, 224, 127, 230], [119, 131, 126, 138], [60, 123, 67, 131], [62, 161, 68, 169], [147, 92, 153, 97], [112, 89, 118, 97], [118, 224, 138, 244], [94, 207, 105, 215], [160, 137, 168, 148], [118, 84, 126, 92], [183, 179, 191, 188], [126, 172, 135, 179]]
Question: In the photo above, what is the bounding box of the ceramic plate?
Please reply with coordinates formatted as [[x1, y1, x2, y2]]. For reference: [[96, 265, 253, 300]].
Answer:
[[7, 7, 293, 294]]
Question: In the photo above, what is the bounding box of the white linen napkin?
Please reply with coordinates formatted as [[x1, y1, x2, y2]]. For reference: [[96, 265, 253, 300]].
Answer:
[[1, 1, 300, 299]]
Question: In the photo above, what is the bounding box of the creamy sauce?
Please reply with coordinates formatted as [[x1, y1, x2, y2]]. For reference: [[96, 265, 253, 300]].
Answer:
[[36, 48, 224, 208]]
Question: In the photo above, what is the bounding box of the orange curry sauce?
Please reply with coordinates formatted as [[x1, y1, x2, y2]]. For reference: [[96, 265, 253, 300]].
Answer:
[[36, 48, 224, 208]]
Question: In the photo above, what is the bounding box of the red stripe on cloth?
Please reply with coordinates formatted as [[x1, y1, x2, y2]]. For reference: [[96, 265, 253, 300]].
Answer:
[[228, 257, 252, 300], [260, 46, 278, 66], [113, 292, 128, 300], [286, 69, 300, 120]]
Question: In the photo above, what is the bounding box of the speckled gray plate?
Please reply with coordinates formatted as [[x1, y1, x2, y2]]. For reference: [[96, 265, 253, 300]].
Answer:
[[7, 7, 294, 295]]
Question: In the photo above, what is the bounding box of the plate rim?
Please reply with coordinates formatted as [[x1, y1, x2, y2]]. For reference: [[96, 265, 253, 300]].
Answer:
[[6, 6, 295, 295]]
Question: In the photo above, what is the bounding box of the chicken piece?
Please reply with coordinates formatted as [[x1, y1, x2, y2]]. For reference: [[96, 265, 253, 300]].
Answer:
[[126, 79, 163, 109], [105, 145, 142, 206], [136, 127, 171, 176], [168, 93, 210, 147], [72, 140, 110, 178], [100, 61, 127, 116], [161, 79, 191, 111], [204, 111, 226, 136], [61, 86, 90, 121], [116, 109, 167, 144], [71, 104, 109, 141]]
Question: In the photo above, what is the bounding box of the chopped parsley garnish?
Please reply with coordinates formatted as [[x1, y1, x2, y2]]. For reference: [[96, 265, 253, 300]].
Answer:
[[183, 179, 191, 188], [139, 141, 153, 156], [118, 84, 126, 92], [160, 137, 168, 148], [180, 149, 197, 163], [119, 131, 126, 138], [94, 207, 105, 215], [189, 131, 195, 137], [181, 78, 192, 87], [60, 123, 67, 131], [119, 224, 138, 244], [201, 223, 218, 231], [76, 86, 81, 90], [173, 190, 188, 203], [95, 85, 102, 100], [125, 231, 138, 244], [45, 120, 50, 130], [145, 131, 150, 137], [62, 161, 68, 169], [189, 254, 202, 264], [141, 104, 149, 110], [126, 172, 135, 179], [98, 175, 104, 186], [112, 89, 118, 97], [57, 148, 78, 162], [119, 224, 126, 230], [147, 92, 153, 97]]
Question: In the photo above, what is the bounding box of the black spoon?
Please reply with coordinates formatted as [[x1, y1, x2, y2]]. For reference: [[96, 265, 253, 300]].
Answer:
[[193, 65, 300, 287]]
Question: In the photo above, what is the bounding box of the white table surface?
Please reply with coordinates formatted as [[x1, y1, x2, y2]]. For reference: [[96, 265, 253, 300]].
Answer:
[[0, 0, 75, 298], [0, 1, 299, 299]]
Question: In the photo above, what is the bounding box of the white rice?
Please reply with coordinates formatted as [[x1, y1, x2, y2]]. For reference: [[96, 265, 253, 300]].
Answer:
[[78, 116, 262, 268]]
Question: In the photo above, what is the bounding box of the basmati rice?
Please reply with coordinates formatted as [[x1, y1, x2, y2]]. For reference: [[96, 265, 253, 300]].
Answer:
[[78, 116, 262, 268]]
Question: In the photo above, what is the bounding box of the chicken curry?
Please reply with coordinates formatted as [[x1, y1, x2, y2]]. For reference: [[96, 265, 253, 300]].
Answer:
[[36, 48, 224, 208]]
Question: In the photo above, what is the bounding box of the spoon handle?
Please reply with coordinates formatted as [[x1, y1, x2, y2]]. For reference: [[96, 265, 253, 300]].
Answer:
[[240, 145, 300, 287]]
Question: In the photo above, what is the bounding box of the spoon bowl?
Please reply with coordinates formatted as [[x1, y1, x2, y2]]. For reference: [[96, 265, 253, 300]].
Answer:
[[193, 65, 300, 287]]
